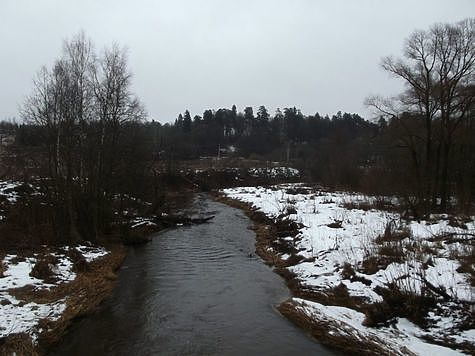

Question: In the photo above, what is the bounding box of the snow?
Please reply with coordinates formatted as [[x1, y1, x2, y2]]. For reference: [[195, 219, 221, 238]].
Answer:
[[0, 180, 42, 204], [73, 245, 109, 263], [0, 257, 42, 290], [293, 297, 465, 355], [130, 217, 158, 229], [248, 166, 300, 179], [0, 245, 109, 341], [0, 181, 21, 203], [223, 184, 475, 354], [0, 295, 65, 340]]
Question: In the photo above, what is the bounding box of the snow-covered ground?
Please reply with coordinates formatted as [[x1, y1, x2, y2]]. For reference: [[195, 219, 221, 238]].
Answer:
[[223, 184, 475, 355], [0, 246, 109, 341], [248, 167, 300, 179]]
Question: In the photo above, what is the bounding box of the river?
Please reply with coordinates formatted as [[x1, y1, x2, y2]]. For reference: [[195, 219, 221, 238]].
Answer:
[[50, 194, 333, 355]]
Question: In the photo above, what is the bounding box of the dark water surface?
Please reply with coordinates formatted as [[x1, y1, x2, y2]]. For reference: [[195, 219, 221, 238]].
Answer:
[[50, 195, 333, 355]]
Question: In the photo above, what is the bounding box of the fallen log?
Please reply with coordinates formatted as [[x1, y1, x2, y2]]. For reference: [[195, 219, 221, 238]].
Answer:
[[158, 214, 215, 227]]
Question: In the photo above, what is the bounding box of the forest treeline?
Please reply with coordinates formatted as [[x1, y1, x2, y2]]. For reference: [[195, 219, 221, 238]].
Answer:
[[11, 94, 475, 217], [147, 84, 475, 217], [1, 18, 474, 245]]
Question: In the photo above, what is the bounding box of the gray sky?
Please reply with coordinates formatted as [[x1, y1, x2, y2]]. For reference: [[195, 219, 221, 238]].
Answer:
[[0, 0, 473, 123]]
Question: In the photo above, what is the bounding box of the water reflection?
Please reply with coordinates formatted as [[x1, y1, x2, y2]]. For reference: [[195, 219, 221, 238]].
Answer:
[[50, 195, 333, 356]]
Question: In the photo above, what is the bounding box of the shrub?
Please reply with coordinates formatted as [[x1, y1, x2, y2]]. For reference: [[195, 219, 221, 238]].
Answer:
[[65, 248, 89, 272], [285, 204, 297, 215], [327, 220, 342, 228], [29, 255, 59, 283]]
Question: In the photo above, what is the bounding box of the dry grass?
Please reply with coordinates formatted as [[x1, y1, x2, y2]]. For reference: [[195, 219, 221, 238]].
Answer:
[[378, 242, 405, 262], [0, 256, 5, 278], [37, 244, 125, 352], [455, 245, 475, 286], [219, 191, 475, 354], [0, 244, 126, 355], [65, 248, 89, 273], [341, 196, 398, 213], [341, 263, 372, 286], [360, 248, 404, 275], [326, 220, 342, 229], [447, 216, 470, 230], [284, 204, 297, 215], [371, 283, 438, 328], [29, 254, 59, 283], [278, 300, 414, 356], [360, 220, 410, 274], [375, 227, 411, 244], [285, 187, 310, 195], [0, 333, 38, 356]]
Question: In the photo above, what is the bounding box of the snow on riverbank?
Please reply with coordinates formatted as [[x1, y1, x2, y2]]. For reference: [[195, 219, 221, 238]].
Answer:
[[291, 298, 463, 356], [0, 246, 109, 341], [223, 184, 475, 355]]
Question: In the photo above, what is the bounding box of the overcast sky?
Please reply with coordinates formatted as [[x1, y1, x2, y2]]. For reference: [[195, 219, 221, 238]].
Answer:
[[0, 0, 473, 123]]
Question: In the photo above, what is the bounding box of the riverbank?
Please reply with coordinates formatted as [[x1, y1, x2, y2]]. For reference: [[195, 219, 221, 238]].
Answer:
[[218, 184, 475, 355], [0, 178, 200, 355], [0, 244, 126, 355], [47, 193, 331, 356]]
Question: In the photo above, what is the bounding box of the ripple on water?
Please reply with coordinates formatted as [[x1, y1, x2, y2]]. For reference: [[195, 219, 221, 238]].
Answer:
[[49, 197, 333, 356]]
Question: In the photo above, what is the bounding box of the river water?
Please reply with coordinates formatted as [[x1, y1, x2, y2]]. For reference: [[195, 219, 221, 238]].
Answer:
[[50, 195, 333, 355]]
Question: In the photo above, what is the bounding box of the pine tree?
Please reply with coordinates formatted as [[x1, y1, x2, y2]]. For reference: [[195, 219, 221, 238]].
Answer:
[[183, 110, 192, 133]]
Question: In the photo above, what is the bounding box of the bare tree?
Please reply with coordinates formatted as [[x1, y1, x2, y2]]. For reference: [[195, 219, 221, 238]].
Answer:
[[431, 19, 475, 208], [21, 32, 146, 242], [90, 43, 146, 235], [367, 18, 475, 212]]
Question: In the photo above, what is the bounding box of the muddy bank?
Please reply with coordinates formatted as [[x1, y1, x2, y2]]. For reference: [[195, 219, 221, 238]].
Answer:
[[0, 188, 203, 355], [0, 244, 126, 356], [215, 193, 412, 355], [218, 185, 475, 355], [215, 194, 328, 297]]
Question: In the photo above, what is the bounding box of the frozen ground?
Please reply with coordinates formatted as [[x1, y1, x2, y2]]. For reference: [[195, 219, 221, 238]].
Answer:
[[0, 246, 109, 341], [223, 184, 475, 355]]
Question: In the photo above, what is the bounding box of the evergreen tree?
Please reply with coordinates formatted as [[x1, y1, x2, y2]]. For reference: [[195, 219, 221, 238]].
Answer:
[[257, 105, 269, 122], [243, 106, 254, 136], [183, 110, 192, 133], [175, 113, 184, 130]]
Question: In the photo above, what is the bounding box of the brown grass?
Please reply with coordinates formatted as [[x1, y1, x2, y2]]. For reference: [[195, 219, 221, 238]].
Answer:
[[360, 221, 409, 275], [378, 242, 405, 262], [367, 283, 439, 329], [0, 333, 38, 356], [218, 192, 460, 354], [29, 254, 59, 283], [341, 197, 397, 213], [65, 248, 89, 273], [36, 244, 126, 352], [0, 256, 5, 278], [341, 263, 372, 286], [217, 192, 474, 354], [326, 220, 342, 228], [447, 216, 469, 230], [375, 221, 411, 244], [455, 245, 475, 286], [0, 244, 126, 355], [278, 300, 415, 356], [285, 187, 310, 195]]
